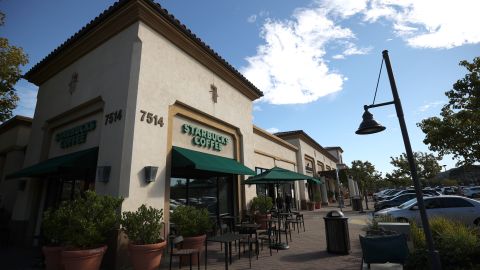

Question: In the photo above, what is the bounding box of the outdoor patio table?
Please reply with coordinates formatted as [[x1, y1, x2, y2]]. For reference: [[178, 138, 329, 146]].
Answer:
[[206, 233, 244, 270], [270, 218, 290, 249], [221, 215, 238, 232]]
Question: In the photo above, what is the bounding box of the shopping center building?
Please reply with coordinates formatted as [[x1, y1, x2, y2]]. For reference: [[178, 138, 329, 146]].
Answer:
[[0, 0, 344, 259]]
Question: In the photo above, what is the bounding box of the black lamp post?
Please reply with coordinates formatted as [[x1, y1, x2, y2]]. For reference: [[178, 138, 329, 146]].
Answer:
[[356, 50, 441, 270]]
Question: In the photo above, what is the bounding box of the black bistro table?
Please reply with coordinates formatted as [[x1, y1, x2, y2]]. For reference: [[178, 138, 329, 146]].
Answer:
[[206, 233, 244, 270]]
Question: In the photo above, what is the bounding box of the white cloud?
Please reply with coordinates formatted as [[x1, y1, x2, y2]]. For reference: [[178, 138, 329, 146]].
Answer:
[[242, 0, 480, 105], [253, 105, 262, 111], [247, 11, 269, 24], [13, 83, 37, 117], [343, 42, 372, 55], [266, 127, 280, 134], [363, 0, 480, 49], [242, 4, 367, 105], [418, 101, 444, 112]]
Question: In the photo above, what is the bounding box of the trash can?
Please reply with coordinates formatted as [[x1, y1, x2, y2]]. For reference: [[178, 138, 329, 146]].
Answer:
[[351, 196, 363, 212], [324, 210, 350, 254]]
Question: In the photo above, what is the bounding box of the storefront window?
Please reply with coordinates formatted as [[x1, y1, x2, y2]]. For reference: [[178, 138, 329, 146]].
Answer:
[[169, 176, 234, 216], [255, 167, 268, 196]]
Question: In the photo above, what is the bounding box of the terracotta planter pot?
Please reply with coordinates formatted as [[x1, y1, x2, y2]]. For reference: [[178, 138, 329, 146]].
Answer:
[[43, 246, 64, 270], [128, 241, 166, 270], [255, 213, 271, 229], [315, 202, 321, 209], [307, 203, 315, 211], [181, 234, 206, 266], [62, 246, 107, 270]]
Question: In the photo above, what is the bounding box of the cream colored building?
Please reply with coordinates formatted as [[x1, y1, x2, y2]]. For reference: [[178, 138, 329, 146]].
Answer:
[[275, 131, 341, 206], [1, 0, 345, 267]]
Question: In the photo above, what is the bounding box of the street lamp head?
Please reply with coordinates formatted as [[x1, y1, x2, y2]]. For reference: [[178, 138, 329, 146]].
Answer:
[[355, 108, 386, 135]]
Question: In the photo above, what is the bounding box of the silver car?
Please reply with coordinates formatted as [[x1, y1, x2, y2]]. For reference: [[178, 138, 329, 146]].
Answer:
[[375, 195, 480, 226]]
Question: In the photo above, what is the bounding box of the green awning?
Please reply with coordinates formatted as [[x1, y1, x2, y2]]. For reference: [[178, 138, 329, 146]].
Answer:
[[6, 147, 99, 179], [244, 166, 323, 185], [172, 146, 255, 175]]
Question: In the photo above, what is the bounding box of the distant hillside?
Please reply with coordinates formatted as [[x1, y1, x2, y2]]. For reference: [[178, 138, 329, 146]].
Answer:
[[435, 165, 480, 185]]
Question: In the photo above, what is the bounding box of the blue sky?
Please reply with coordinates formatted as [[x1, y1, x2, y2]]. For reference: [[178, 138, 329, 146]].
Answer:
[[2, 0, 479, 174]]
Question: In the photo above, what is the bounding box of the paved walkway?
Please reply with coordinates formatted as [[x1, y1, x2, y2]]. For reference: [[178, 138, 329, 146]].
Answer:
[[161, 203, 390, 270]]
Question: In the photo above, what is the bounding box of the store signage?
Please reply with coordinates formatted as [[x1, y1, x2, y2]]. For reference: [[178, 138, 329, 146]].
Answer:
[[181, 123, 229, 151], [55, 120, 96, 149]]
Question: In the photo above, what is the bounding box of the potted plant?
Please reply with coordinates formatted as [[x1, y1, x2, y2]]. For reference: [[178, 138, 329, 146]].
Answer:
[[121, 204, 166, 270], [314, 192, 322, 209], [327, 191, 335, 203], [59, 190, 123, 270], [307, 201, 315, 211], [170, 205, 212, 266], [250, 195, 273, 229], [42, 207, 68, 270]]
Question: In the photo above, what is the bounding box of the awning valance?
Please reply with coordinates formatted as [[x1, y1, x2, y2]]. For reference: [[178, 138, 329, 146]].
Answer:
[[172, 146, 255, 175], [6, 147, 99, 179]]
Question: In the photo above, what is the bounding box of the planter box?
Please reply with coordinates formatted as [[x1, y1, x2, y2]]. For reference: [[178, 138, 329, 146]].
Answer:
[[378, 222, 411, 241]]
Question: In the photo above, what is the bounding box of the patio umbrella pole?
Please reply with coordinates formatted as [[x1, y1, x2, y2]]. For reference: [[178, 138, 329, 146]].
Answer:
[[270, 182, 289, 250]]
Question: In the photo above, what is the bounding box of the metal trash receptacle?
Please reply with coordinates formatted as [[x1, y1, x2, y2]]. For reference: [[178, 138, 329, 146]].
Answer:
[[324, 210, 350, 254], [352, 197, 363, 211]]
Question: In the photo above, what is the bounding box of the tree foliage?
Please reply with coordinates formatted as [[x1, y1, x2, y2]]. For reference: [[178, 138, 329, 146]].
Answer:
[[418, 57, 480, 166], [348, 160, 382, 193], [389, 152, 442, 181], [0, 12, 28, 122]]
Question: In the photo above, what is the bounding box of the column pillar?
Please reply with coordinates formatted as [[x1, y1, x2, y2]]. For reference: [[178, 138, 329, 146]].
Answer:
[[320, 182, 328, 205]]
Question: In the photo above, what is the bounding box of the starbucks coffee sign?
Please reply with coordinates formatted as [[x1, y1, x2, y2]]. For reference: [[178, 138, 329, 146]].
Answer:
[[182, 123, 229, 151], [55, 120, 96, 149]]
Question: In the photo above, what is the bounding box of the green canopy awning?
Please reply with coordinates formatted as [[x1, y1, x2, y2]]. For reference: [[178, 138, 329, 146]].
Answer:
[[6, 147, 99, 179], [172, 146, 255, 175], [244, 166, 323, 185]]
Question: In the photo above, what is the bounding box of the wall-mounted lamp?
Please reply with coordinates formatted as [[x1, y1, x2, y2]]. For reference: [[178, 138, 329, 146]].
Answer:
[[144, 166, 158, 183], [96, 166, 111, 183]]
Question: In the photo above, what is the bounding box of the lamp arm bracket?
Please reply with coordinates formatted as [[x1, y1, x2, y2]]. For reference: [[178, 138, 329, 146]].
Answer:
[[364, 101, 395, 110]]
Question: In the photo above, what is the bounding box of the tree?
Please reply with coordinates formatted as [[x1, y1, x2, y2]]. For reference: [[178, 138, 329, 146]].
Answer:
[[348, 160, 382, 209], [418, 57, 480, 166], [389, 152, 442, 185], [0, 12, 28, 122]]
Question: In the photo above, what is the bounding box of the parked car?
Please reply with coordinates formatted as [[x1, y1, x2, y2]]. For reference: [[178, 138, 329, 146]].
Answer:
[[462, 186, 480, 198], [379, 189, 440, 202], [441, 187, 455, 195], [375, 195, 480, 226], [375, 189, 400, 201], [373, 189, 392, 201], [374, 193, 431, 212]]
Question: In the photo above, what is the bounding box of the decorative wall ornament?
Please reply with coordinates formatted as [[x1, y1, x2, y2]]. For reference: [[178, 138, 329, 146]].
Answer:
[[68, 72, 79, 94], [210, 84, 219, 103]]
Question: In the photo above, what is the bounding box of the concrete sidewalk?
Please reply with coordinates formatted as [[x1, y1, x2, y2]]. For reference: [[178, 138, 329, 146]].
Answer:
[[161, 203, 401, 270]]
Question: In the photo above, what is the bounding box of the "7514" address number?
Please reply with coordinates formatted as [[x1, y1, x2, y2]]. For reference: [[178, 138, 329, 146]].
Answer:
[[139, 110, 164, 127]]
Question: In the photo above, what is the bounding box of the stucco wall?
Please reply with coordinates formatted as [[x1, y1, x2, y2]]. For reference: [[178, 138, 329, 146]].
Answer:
[[122, 22, 255, 213], [281, 137, 338, 202], [11, 23, 142, 248], [251, 129, 297, 206]]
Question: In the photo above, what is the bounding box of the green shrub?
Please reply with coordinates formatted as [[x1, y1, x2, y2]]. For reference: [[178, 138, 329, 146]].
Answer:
[[54, 190, 123, 249], [327, 190, 334, 199], [250, 195, 273, 214], [313, 192, 322, 203], [42, 207, 69, 245], [121, 204, 164, 245], [170, 205, 212, 237], [406, 217, 480, 269]]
